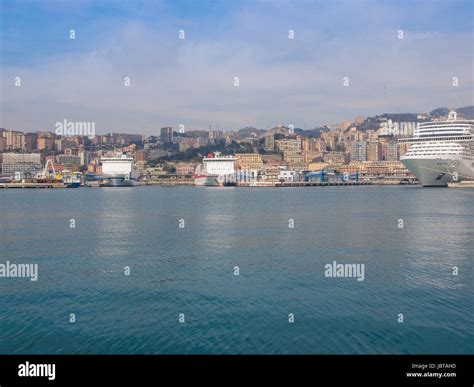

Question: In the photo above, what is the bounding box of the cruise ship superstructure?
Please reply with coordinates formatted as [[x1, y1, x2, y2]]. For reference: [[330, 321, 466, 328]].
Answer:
[[101, 153, 140, 187], [400, 111, 474, 186], [194, 152, 236, 186]]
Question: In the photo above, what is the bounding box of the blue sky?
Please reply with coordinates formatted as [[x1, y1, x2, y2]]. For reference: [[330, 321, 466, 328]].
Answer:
[[1, 0, 473, 133]]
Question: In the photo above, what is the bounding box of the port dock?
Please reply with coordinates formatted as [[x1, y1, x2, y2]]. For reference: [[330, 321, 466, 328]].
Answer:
[[238, 181, 372, 187], [447, 181, 474, 188], [0, 182, 68, 189]]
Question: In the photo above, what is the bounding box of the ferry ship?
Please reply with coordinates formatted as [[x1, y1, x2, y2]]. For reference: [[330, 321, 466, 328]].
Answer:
[[399, 111, 474, 186], [100, 153, 140, 187], [194, 152, 236, 186], [61, 170, 82, 188]]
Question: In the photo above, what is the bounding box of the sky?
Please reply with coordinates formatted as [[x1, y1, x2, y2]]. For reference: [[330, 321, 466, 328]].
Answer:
[[0, 0, 473, 134]]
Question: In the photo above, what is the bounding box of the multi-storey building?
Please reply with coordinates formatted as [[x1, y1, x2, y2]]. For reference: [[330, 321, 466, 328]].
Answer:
[[350, 141, 367, 162], [367, 141, 382, 162], [24, 133, 38, 152], [264, 134, 275, 151], [323, 152, 346, 165], [235, 153, 264, 171], [1, 153, 42, 176], [160, 127, 173, 143], [385, 142, 399, 161], [284, 151, 306, 170], [3, 130, 26, 150], [37, 136, 55, 151], [275, 139, 301, 153]]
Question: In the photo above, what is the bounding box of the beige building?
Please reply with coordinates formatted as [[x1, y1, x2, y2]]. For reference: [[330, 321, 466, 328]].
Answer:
[[264, 134, 275, 151], [235, 153, 263, 171], [3, 130, 25, 150], [37, 136, 55, 151], [323, 152, 346, 165], [302, 150, 322, 163], [284, 151, 307, 170], [175, 162, 196, 174], [0, 136, 6, 152], [308, 162, 328, 172], [367, 141, 382, 162], [275, 139, 301, 153]]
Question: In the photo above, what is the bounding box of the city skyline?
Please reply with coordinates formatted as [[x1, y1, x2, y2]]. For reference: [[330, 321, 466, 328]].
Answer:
[[1, 0, 473, 134]]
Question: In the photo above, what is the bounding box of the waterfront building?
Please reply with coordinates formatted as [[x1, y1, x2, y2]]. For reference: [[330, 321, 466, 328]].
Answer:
[[235, 153, 264, 171], [1, 153, 42, 176], [308, 161, 329, 172], [338, 163, 361, 174], [284, 151, 307, 170], [261, 160, 288, 181], [175, 162, 196, 175], [277, 168, 301, 182]]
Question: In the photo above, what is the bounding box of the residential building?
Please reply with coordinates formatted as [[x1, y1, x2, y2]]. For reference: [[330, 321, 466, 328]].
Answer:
[[161, 127, 173, 143], [1, 153, 42, 176], [350, 141, 367, 162]]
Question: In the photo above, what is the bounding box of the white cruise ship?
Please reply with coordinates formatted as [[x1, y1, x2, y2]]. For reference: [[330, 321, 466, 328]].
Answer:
[[399, 111, 474, 186], [100, 153, 140, 187], [193, 152, 236, 186]]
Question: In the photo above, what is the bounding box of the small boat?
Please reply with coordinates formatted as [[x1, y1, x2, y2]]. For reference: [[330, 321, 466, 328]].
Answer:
[[62, 170, 82, 188]]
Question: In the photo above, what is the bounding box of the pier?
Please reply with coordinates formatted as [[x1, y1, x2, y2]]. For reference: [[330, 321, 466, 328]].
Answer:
[[0, 182, 68, 189], [447, 181, 474, 188], [238, 181, 372, 187]]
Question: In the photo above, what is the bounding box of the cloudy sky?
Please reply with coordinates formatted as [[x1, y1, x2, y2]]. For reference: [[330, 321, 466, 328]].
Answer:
[[0, 0, 472, 134]]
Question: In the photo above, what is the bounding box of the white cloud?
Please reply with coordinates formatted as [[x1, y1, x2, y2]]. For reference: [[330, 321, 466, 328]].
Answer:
[[1, 1, 472, 134]]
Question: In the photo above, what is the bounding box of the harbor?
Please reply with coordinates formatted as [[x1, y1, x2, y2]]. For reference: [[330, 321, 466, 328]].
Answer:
[[0, 181, 69, 188]]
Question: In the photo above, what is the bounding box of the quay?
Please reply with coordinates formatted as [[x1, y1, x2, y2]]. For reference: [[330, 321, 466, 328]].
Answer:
[[0, 182, 68, 189], [238, 181, 372, 187], [447, 181, 474, 188]]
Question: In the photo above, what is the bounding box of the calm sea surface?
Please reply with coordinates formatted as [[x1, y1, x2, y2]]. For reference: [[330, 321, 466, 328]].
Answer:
[[0, 186, 472, 354]]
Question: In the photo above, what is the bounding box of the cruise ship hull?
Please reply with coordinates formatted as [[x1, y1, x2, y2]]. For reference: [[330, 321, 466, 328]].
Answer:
[[194, 174, 236, 186], [401, 157, 474, 187], [105, 177, 140, 187], [194, 174, 220, 186]]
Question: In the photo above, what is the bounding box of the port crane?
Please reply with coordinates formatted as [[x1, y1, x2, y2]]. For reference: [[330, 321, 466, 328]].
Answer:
[[36, 159, 60, 180]]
